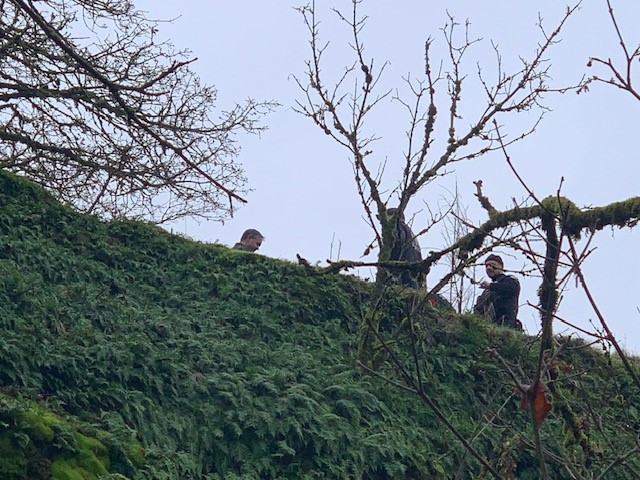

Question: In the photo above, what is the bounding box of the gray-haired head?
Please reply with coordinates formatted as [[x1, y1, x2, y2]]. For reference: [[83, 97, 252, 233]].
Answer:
[[240, 228, 264, 241]]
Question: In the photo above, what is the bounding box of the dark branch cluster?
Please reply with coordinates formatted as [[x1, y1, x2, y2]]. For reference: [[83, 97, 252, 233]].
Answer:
[[0, 0, 276, 222], [582, 0, 640, 102]]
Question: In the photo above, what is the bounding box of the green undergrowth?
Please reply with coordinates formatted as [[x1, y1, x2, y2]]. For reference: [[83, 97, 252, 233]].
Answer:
[[0, 392, 143, 480], [0, 170, 638, 479]]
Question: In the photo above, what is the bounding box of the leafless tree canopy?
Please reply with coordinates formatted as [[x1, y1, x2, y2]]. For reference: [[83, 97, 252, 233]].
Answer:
[[294, 0, 580, 289], [0, 0, 276, 223], [296, 3, 640, 477]]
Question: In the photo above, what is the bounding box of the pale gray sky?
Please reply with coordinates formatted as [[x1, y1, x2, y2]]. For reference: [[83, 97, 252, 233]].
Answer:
[[135, 1, 640, 354]]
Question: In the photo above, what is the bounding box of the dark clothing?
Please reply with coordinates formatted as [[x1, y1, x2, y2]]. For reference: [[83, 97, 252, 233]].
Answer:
[[474, 274, 521, 329], [390, 220, 423, 288], [233, 242, 253, 252]]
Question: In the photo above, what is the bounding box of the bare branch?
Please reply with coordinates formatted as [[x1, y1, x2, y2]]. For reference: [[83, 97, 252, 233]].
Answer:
[[1, 0, 277, 222]]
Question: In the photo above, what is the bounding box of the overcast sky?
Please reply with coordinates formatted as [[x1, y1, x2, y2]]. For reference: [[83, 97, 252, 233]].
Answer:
[[133, 1, 640, 354]]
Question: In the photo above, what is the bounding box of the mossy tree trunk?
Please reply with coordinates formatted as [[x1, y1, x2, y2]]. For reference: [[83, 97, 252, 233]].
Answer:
[[358, 210, 403, 367], [539, 213, 560, 355]]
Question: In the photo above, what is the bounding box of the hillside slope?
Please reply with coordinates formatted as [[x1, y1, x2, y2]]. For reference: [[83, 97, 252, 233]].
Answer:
[[0, 171, 638, 480]]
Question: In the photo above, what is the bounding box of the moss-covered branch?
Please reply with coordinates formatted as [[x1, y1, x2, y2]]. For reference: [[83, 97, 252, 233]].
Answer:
[[456, 195, 640, 257]]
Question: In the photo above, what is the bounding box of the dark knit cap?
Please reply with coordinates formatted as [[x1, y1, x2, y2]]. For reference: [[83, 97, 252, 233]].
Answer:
[[485, 254, 503, 266]]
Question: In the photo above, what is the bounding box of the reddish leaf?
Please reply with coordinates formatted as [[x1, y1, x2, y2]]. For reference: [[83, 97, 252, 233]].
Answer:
[[532, 382, 552, 427], [516, 380, 552, 427]]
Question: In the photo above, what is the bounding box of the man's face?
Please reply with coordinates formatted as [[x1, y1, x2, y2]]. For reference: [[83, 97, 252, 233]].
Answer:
[[245, 236, 263, 252], [485, 261, 501, 279]]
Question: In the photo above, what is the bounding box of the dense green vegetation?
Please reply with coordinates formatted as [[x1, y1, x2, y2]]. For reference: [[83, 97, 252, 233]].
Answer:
[[0, 171, 638, 479]]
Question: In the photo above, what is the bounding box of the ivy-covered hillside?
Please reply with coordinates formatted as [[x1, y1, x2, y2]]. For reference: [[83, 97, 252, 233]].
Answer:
[[0, 171, 638, 480]]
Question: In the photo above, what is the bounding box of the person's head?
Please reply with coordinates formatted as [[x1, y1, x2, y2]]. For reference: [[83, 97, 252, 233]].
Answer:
[[484, 254, 504, 279], [378, 207, 405, 222], [239, 229, 264, 252]]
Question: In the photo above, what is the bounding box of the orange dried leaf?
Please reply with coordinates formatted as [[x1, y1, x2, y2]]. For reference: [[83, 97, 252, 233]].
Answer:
[[532, 381, 552, 427]]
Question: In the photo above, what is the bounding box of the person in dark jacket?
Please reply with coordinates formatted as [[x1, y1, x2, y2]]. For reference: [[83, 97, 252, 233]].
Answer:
[[233, 229, 264, 252], [386, 208, 424, 288], [474, 254, 521, 329]]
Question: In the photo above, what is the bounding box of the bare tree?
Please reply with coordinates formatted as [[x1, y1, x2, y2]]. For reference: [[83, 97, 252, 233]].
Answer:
[[293, 0, 583, 363], [0, 0, 277, 223], [293, 1, 578, 288], [295, 1, 640, 478], [439, 186, 478, 313]]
